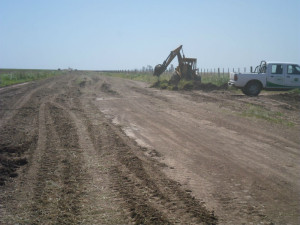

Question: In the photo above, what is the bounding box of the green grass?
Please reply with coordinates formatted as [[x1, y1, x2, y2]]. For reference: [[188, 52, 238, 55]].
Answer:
[[75, 76, 87, 86], [201, 73, 229, 86], [241, 103, 294, 126], [287, 88, 300, 94], [177, 79, 194, 90], [0, 69, 65, 87]]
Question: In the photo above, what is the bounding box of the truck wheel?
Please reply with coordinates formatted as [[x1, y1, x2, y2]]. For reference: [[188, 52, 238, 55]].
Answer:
[[243, 81, 262, 96]]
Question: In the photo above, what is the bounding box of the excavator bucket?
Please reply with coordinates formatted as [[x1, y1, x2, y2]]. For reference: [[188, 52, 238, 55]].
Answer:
[[153, 64, 166, 77]]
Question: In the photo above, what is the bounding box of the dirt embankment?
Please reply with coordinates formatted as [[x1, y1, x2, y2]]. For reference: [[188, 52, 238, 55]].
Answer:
[[0, 73, 218, 224]]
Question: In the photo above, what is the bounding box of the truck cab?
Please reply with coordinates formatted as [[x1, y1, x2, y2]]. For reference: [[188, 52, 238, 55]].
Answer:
[[228, 61, 300, 96]]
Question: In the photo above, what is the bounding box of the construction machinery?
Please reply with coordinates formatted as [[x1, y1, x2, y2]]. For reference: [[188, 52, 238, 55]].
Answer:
[[153, 45, 200, 84]]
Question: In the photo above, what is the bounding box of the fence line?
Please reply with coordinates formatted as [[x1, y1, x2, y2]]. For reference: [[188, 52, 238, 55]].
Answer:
[[200, 67, 253, 76], [99, 67, 254, 75]]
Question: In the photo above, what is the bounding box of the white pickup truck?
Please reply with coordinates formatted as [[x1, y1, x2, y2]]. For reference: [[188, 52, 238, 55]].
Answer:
[[228, 61, 300, 96]]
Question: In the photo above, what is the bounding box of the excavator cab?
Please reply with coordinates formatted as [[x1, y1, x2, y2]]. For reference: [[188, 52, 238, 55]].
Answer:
[[179, 58, 197, 80]]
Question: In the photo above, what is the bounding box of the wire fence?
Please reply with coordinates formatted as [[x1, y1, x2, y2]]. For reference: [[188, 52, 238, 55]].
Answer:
[[199, 67, 253, 76]]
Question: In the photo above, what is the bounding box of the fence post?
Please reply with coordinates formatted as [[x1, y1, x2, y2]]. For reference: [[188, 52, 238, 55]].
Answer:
[[218, 68, 220, 76], [250, 66, 253, 73]]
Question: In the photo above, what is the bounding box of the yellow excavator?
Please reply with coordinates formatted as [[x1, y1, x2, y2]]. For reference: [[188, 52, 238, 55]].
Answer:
[[153, 45, 200, 84]]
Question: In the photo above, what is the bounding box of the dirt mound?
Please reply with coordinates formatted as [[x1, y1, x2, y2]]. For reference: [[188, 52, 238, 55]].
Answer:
[[151, 80, 228, 92], [101, 82, 118, 95]]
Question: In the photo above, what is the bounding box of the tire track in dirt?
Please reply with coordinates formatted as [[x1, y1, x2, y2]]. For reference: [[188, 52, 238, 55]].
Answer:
[[1, 73, 218, 224], [49, 104, 83, 224], [0, 74, 84, 224], [68, 88, 171, 224], [66, 104, 128, 224], [69, 75, 218, 223], [26, 76, 86, 224], [30, 103, 67, 223], [92, 76, 299, 224], [0, 77, 58, 127], [82, 96, 217, 223], [52, 79, 129, 223], [0, 75, 71, 186]]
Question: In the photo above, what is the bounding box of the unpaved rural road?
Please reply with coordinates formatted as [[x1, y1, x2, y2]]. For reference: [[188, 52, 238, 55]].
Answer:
[[0, 72, 299, 224]]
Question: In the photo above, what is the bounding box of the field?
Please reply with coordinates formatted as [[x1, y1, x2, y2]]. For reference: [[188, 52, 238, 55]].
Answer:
[[0, 69, 65, 87], [0, 71, 299, 224]]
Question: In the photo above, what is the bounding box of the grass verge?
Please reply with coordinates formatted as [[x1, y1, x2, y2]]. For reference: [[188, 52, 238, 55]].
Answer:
[[0, 69, 65, 87], [201, 73, 229, 86], [287, 88, 300, 94], [240, 103, 294, 127]]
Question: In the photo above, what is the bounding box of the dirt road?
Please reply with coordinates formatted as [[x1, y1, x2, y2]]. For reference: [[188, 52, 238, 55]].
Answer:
[[0, 72, 299, 224]]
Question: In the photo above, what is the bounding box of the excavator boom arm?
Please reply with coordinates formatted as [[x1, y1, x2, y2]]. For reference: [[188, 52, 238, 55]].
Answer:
[[153, 45, 183, 77]]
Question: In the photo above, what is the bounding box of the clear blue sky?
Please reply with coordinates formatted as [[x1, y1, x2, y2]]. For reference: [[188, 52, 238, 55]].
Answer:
[[1, 0, 299, 70]]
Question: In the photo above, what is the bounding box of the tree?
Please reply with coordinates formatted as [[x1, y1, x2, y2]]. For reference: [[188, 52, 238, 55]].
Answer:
[[168, 64, 174, 73], [146, 65, 153, 73]]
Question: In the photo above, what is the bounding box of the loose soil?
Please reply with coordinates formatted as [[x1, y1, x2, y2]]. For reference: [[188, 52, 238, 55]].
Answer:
[[0, 72, 299, 224], [151, 80, 228, 91]]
